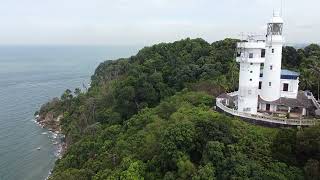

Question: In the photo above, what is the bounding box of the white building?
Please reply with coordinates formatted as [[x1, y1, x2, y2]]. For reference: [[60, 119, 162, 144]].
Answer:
[[261, 13, 284, 102], [235, 13, 307, 115], [236, 39, 265, 114], [217, 13, 320, 124]]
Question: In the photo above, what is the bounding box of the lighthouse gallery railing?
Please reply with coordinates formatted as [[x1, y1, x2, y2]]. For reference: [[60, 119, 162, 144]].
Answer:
[[216, 97, 317, 126]]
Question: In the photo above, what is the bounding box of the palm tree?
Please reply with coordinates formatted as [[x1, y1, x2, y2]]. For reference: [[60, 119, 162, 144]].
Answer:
[[300, 69, 314, 91]]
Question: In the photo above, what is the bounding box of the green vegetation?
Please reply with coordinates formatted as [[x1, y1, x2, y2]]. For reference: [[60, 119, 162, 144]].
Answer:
[[51, 91, 305, 179], [282, 44, 320, 99], [38, 38, 320, 179]]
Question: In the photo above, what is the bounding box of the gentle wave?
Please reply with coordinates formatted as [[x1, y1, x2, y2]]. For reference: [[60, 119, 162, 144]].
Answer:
[[0, 45, 136, 180]]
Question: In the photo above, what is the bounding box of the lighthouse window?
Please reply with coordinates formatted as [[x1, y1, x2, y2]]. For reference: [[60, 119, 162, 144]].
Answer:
[[269, 82, 272, 86], [272, 23, 283, 35], [250, 63, 253, 65], [250, 79, 252, 81], [249, 53, 253, 58], [268, 23, 283, 35], [250, 70, 253, 73], [270, 65, 273, 70], [272, 49, 275, 53], [237, 51, 241, 57], [259, 81, 262, 89], [261, 49, 266, 58]]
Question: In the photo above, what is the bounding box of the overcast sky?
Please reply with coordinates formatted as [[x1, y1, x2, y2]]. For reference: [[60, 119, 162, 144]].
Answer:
[[1, 0, 319, 46]]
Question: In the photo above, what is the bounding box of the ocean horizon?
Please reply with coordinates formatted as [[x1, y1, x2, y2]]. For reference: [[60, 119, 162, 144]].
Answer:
[[0, 45, 140, 180]]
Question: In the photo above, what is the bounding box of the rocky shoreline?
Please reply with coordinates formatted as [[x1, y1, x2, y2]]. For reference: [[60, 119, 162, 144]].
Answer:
[[35, 112, 67, 158], [36, 112, 62, 132], [35, 111, 67, 179]]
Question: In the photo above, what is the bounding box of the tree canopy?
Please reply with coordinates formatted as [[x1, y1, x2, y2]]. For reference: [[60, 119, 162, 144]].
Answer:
[[37, 38, 320, 180]]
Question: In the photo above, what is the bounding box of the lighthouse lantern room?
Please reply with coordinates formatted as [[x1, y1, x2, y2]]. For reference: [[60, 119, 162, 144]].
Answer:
[[261, 13, 284, 102]]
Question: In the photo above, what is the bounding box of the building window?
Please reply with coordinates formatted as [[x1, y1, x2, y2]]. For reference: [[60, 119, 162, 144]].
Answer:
[[249, 53, 253, 58], [261, 49, 266, 58], [260, 73, 263, 77], [269, 82, 272, 86], [266, 104, 271, 111], [236, 51, 241, 57], [259, 81, 262, 89], [283, 83, 289, 91], [250, 63, 253, 65], [270, 65, 273, 70], [272, 49, 275, 53], [250, 79, 252, 81], [250, 71, 253, 73]]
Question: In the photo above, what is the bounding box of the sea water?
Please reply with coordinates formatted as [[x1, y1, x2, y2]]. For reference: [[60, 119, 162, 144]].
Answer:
[[0, 45, 139, 180]]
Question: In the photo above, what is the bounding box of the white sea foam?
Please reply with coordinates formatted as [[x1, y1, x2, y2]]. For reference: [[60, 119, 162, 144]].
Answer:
[[0, 45, 102, 180], [32, 117, 65, 178]]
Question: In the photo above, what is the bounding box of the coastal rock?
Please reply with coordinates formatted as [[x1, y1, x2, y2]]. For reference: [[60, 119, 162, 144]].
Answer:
[[36, 112, 62, 132], [36, 111, 67, 159]]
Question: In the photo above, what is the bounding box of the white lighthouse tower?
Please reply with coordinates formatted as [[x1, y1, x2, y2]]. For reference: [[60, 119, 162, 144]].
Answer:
[[216, 12, 320, 126], [261, 13, 284, 101], [236, 36, 266, 114]]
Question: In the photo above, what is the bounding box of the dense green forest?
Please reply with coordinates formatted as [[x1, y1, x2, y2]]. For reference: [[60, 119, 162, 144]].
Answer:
[[39, 38, 320, 179]]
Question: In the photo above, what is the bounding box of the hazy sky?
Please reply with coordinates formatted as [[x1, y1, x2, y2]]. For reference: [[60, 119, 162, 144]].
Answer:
[[1, 0, 319, 45]]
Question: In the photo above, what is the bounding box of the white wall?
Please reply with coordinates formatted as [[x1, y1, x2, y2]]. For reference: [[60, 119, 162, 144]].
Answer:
[[261, 42, 283, 101], [280, 78, 299, 98], [259, 77, 299, 99], [238, 46, 263, 114]]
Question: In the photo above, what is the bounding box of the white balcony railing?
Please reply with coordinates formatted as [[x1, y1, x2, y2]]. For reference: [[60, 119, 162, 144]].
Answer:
[[308, 94, 320, 110], [236, 57, 265, 63], [216, 96, 317, 126]]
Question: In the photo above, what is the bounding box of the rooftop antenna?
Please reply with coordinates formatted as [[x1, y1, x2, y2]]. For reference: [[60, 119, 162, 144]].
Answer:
[[273, 9, 275, 16], [237, 32, 245, 41], [280, 0, 284, 17]]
